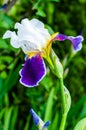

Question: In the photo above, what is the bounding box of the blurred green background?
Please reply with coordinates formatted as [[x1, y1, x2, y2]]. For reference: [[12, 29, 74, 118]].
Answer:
[[0, 0, 86, 130]]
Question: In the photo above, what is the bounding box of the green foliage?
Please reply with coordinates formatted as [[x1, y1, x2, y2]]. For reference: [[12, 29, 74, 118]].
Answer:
[[0, 0, 86, 130], [74, 118, 86, 130], [44, 88, 55, 121]]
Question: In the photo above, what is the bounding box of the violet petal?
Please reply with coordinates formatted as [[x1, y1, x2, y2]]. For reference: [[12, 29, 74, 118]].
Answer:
[[67, 35, 84, 51], [53, 33, 84, 51], [19, 54, 46, 87], [30, 109, 40, 126], [54, 34, 67, 41]]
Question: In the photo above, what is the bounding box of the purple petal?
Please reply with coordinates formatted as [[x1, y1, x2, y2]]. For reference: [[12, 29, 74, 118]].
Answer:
[[53, 33, 84, 51], [67, 35, 83, 51], [54, 34, 67, 41], [19, 54, 46, 87], [30, 109, 40, 126]]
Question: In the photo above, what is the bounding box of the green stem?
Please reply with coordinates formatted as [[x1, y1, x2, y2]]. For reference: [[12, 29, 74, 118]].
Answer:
[[59, 113, 67, 130], [60, 78, 66, 112], [59, 78, 67, 130]]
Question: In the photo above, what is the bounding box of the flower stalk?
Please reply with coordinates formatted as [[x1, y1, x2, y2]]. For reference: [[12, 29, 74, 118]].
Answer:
[[60, 78, 66, 112], [59, 78, 67, 130], [49, 49, 71, 130], [59, 112, 67, 130]]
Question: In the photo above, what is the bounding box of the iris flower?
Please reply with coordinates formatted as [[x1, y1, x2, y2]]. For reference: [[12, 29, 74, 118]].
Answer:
[[3, 18, 84, 87]]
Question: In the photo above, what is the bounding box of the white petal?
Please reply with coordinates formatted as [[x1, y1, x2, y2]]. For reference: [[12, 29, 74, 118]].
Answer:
[[3, 18, 51, 53], [30, 18, 44, 29], [3, 30, 20, 48], [15, 19, 45, 48], [15, 22, 22, 29], [3, 30, 13, 39], [10, 32, 20, 48], [15, 23, 40, 47], [21, 18, 30, 26], [31, 19, 50, 46], [19, 40, 41, 53], [21, 18, 50, 47]]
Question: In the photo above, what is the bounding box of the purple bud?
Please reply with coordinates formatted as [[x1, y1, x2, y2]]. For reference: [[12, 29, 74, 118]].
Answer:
[[30, 109, 40, 126], [30, 108, 50, 129]]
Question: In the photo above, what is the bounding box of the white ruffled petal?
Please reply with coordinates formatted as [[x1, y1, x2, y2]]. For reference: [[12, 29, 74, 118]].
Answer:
[[30, 18, 50, 46], [3, 18, 51, 53], [30, 18, 44, 29], [21, 18, 50, 47], [3, 30, 20, 48], [15, 20, 36, 40], [19, 40, 41, 53], [3, 30, 13, 39], [10, 33, 20, 48], [15, 22, 22, 29]]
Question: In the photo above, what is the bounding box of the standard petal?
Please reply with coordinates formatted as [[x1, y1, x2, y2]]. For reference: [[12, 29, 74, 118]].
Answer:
[[3, 30, 20, 48], [15, 19, 44, 50], [30, 18, 44, 29], [21, 18, 50, 47], [19, 54, 46, 87], [4, 18, 50, 53], [3, 30, 12, 39], [19, 40, 41, 53]]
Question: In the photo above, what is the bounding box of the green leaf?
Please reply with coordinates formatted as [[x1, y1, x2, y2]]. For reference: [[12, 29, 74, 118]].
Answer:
[[0, 12, 14, 29], [4, 107, 13, 130], [0, 78, 3, 92], [24, 116, 31, 130], [0, 38, 8, 49], [45, 25, 54, 34], [74, 118, 86, 130], [79, 103, 86, 119], [36, 8, 46, 17], [4, 65, 20, 89], [41, 75, 53, 91], [50, 112, 59, 130], [0, 64, 6, 71], [0, 71, 7, 79], [9, 106, 18, 130], [0, 56, 13, 64], [68, 95, 86, 121], [44, 87, 55, 121], [0, 108, 6, 120], [79, 0, 86, 3], [0, 65, 21, 99], [47, 0, 60, 1]]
